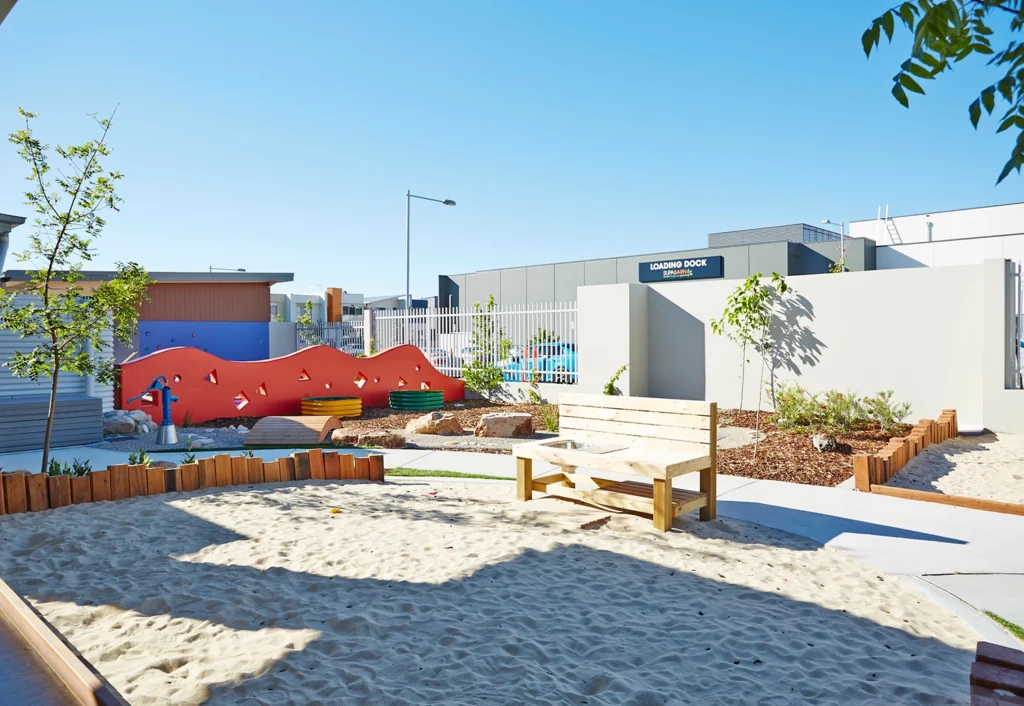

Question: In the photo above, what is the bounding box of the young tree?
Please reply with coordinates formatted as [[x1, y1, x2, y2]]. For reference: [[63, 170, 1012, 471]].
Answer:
[[863, 1, 1024, 183], [463, 294, 511, 393], [1, 108, 151, 474]]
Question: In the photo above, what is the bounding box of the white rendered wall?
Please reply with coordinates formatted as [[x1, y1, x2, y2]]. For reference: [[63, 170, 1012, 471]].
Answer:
[[851, 202, 1024, 245]]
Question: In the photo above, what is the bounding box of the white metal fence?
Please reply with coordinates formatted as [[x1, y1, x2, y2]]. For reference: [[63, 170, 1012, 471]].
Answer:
[[370, 302, 578, 384], [296, 315, 364, 356]]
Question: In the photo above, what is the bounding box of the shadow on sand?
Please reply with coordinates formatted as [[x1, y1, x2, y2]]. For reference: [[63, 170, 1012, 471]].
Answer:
[[0, 482, 974, 705]]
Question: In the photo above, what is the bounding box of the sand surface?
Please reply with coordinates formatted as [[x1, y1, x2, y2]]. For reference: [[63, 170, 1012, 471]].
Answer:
[[884, 432, 1024, 504], [0, 480, 978, 705]]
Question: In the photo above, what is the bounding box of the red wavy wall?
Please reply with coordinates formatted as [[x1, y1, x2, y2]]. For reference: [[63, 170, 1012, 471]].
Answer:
[[117, 345, 465, 424]]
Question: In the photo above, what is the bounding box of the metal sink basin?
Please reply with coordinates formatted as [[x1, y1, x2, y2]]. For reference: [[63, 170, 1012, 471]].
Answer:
[[539, 439, 624, 454]]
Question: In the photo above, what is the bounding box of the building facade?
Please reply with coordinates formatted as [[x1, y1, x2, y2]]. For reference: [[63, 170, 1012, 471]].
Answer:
[[439, 224, 868, 308]]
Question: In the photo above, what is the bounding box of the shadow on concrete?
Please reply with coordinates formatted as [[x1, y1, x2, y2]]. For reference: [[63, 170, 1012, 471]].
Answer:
[[648, 289, 706, 401], [718, 499, 969, 546], [0, 486, 975, 704]]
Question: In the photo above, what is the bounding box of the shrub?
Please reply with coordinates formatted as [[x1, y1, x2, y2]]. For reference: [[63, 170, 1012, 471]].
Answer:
[[527, 369, 542, 405], [540, 404, 559, 432], [181, 452, 197, 465], [772, 382, 820, 430], [863, 390, 912, 433], [772, 382, 911, 435]]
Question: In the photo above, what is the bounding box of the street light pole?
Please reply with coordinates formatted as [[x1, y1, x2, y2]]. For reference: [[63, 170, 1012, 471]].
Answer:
[[404, 191, 456, 343], [821, 219, 845, 269]]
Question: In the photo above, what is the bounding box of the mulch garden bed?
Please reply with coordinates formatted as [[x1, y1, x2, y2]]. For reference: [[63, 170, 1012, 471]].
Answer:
[[717, 409, 912, 487]]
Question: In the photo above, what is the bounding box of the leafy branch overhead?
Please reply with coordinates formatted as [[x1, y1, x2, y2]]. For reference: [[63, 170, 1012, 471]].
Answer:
[[863, 1, 1024, 183]]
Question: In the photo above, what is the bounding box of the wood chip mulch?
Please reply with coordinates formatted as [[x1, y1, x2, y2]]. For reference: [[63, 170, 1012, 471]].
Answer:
[[717, 409, 913, 487]]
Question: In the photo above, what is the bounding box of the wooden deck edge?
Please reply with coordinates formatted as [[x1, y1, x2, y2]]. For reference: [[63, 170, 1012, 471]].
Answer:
[[0, 578, 130, 706], [869, 484, 1024, 517]]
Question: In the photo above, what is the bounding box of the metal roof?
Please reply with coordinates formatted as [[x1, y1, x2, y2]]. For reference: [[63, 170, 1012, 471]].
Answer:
[[0, 269, 294, 285], [0, 213, 26, 227]]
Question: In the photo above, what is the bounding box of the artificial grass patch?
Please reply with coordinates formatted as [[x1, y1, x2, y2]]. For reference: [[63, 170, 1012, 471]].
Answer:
[[985, 611, 1024, 642], [385, 468, 512, 481]]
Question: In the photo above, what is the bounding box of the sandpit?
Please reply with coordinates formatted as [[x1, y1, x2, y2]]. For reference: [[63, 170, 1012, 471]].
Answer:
[[0, 480, 979, 705], [883, 432, 1024, 504]]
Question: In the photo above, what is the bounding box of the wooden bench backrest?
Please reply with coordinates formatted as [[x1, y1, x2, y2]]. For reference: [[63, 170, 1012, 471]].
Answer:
[[558, 393, 717, 453]]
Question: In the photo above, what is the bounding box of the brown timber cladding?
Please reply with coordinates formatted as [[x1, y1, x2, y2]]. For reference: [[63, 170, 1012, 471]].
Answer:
[[137, 283, 271, 322]]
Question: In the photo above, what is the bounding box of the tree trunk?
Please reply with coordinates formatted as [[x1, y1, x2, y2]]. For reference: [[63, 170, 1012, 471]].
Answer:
[[739, 341, 747, 410], [753, 324, 770, 462], [41, 366, 60, 475]]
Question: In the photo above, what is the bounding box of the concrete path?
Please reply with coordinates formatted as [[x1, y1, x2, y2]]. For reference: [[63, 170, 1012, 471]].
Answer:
[[4, 444, 1022, 649]]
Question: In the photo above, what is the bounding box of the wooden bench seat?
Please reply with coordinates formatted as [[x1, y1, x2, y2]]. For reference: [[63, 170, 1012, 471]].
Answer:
[[515, 393, 717, 531], [971, 640, 1024, 705]]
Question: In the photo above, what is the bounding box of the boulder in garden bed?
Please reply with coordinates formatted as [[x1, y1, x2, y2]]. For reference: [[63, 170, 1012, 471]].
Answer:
[[103, 417, 135, 435], [475, 412, 534, 438], [331, 430, 360, 447], [405, 412, 463, 435], [812, 434, 837, 452], [357, 430, 407, 449]]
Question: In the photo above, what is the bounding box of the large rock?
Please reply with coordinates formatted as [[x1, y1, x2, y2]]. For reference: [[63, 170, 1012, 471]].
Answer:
[[405, 412, 463, 435], [357, 430, 407, 449], [331, 430, 360, 447], [127, 410, 149, 423], [103, 417, 135, 435], [189, 436, 215, 448], [475, 412, 534, 438]]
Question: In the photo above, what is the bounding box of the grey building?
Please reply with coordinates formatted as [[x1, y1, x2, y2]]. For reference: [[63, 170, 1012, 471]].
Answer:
[[439, 224, 876, 307]]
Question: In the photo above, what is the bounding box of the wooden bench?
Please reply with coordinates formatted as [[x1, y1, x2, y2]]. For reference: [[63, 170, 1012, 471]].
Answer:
[[971, 641, 1024, 705], [514, 393, 717, 532]]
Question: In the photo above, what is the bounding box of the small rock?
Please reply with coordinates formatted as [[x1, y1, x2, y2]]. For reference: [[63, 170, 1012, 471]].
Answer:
[[812, 434, 837, 452], [227, 425, 236, 431], [475, 412, 534, 438], [356, 430, 407, 449], [190, 437, 215, 448], [404, 411, 463, 435], [149, 460, 177, 470], [103, 418, 135, 435], [331, 430, 360, 447], [236, 425, 249, 433], [127, 410, 149, 423]]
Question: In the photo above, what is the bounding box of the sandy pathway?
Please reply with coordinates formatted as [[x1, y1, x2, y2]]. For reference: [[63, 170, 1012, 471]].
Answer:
[[884, 432, 1024, 504], [0, 480, 978, 705]]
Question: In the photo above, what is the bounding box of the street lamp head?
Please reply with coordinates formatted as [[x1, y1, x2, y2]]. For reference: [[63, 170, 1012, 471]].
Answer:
[[442, 199, 456, 206], [821, 219, 832, 225]]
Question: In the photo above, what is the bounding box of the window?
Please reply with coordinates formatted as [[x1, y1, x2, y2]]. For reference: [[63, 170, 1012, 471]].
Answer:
[[270, 302, 278, 317]]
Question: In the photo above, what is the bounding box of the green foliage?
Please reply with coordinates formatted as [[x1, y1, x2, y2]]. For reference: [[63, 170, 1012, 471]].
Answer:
[[368, 337, 377, 355], [128, 448, 153, 467], [463, 295, 511, 393], [862, 389, 913, 433], [385, 468, 512, 481], [181, 410, 193, 428], [603, 364, 627, 395], [181, 452, 197, 465], [273, 314, 283, 322], [244, 449, 255, 458], [528, 327, 559, 345], [862, 1, 1024, 183], [772, 382, 912, 434], [296, 301, 323, 347], [1, 108, 151, 474], [540, 403, 560, 432], [710, 273, 789, 409], [46, 457, 92, 477], [829, 255, 847, 274], [985, 611, 1024, 641], [527, 369, 542, 404]]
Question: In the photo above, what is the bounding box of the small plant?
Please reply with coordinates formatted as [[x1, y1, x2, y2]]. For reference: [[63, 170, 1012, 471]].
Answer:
[[70, 458, 92, 477], [244, 450, 255, 458], [463, 295, 511, 393], [772, 382, 820, 430], [821, 390, 864, 433], [863, 390, 912, 433], [527, 369, 542, 404], [181, 452, 197, 465], [181, 410, 193, 428], [603, 364, 627, 395], [128, 448, 153, 467], [368, 337, 377, 355], [46, 458, 67, 476], [540, 404, 559, 432]]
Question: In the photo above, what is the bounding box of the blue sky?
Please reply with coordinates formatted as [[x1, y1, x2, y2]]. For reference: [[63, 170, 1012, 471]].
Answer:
[[0, 1, 1019, 297]]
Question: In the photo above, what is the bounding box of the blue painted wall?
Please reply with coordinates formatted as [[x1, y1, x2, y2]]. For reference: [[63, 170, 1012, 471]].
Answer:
[[137, 321, 270, 361]]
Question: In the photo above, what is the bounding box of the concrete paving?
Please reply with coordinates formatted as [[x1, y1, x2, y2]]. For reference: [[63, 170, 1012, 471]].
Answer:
[[4, 444, 1022, 648]]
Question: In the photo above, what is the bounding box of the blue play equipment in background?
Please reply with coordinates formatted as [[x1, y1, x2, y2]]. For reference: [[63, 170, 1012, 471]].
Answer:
[[127, 376, 179, 445]]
